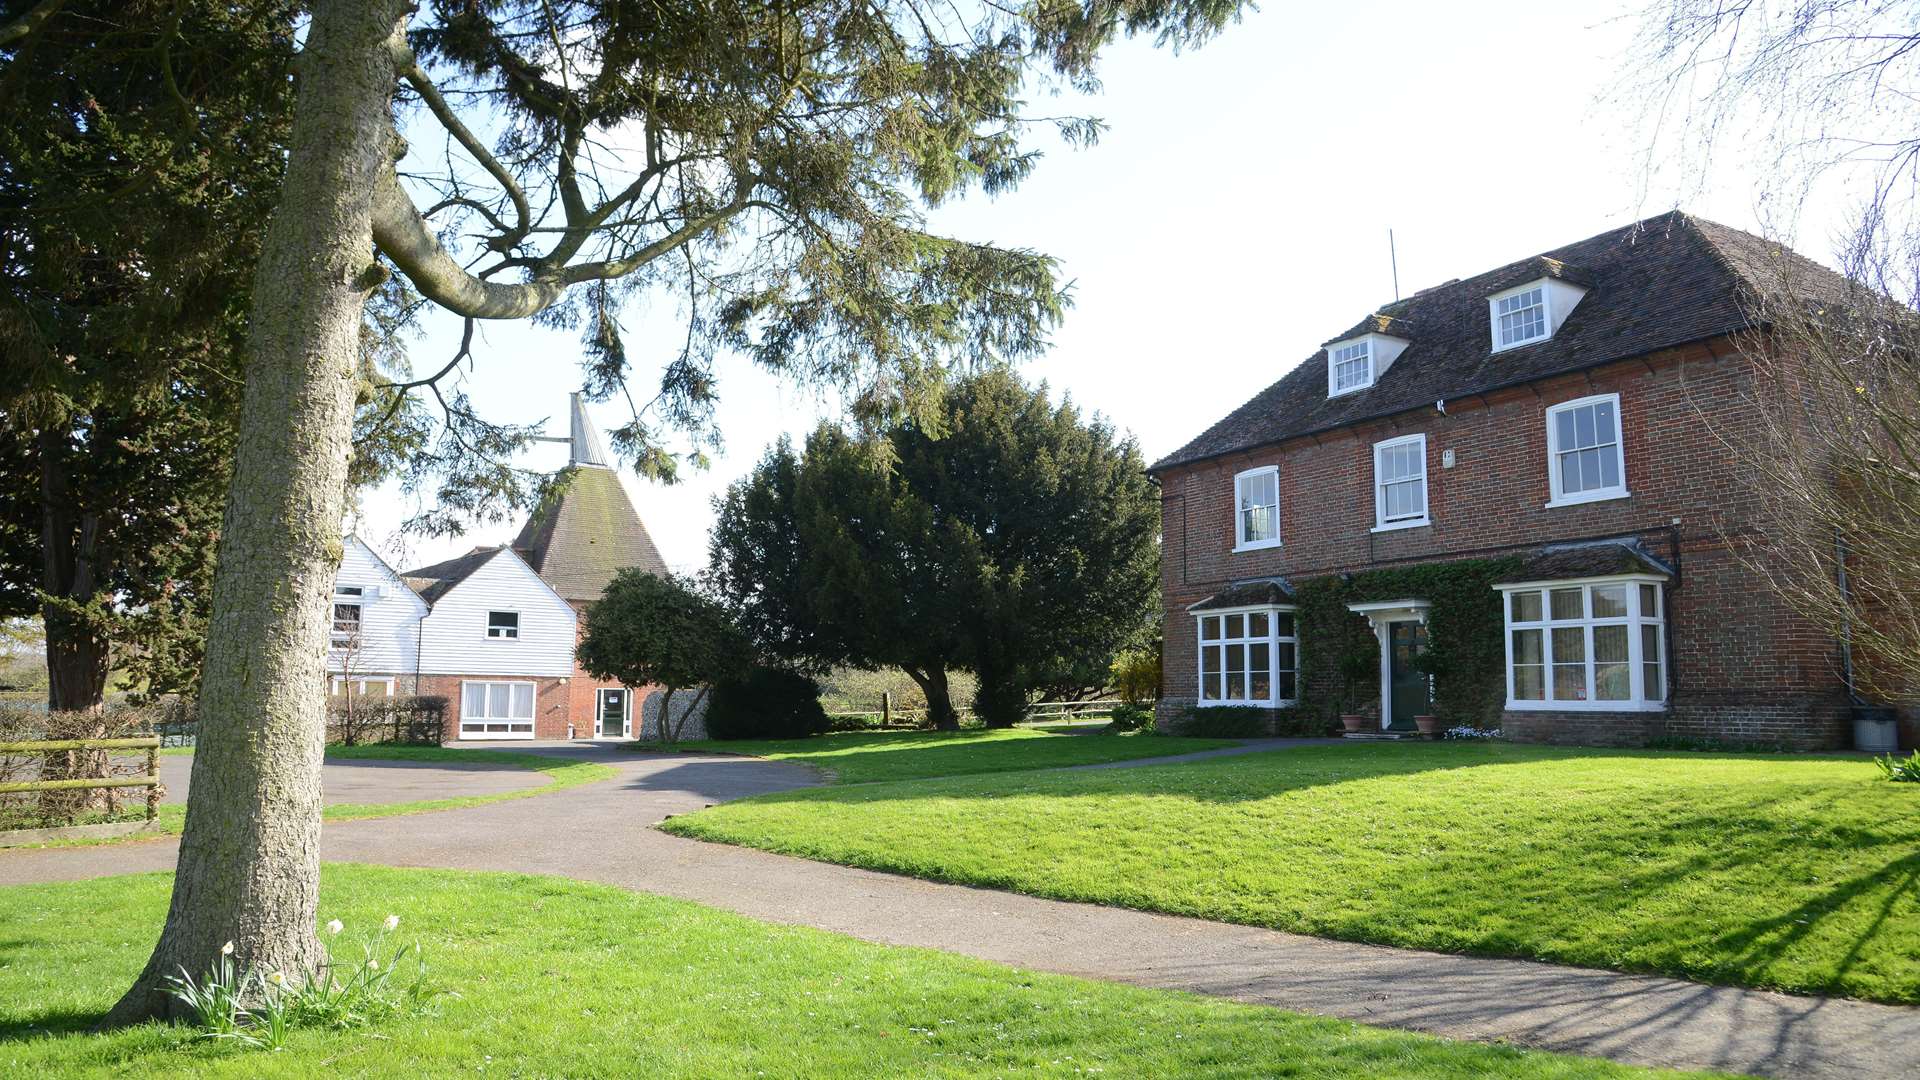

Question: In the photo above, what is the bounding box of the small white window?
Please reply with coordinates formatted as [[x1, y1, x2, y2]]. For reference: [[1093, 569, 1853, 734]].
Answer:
[[1233, 466, 1280, 551], [1196, 607, 1298, 706], [1545, 393, 1628, 507], [1493, 285, 1548, 350], [330, 602, 361, 646], [1372, 434, 1429, 531], [1501, 578, 1665, 710], [486, 611, 520, 639], [1328, 340, 1373, 395], [335, 585, 364, 597]]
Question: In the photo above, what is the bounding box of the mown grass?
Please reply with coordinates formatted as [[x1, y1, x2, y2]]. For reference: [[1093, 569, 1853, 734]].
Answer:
[[11, 746, 613, 849], [0, 864, 1725, 1078], [673, 727, 1237, 784], [664, 741, 1920, 1003]]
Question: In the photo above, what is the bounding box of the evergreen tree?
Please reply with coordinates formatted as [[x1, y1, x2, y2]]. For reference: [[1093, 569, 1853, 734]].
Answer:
[[711, 371, 1161, 727]]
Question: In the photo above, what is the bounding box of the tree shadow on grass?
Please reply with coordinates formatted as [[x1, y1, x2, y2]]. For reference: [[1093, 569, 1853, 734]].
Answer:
[[0, 1006, 109, 1043]]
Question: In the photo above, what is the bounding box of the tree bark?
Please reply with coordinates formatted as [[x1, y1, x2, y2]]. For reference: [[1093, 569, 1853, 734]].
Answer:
[[39, 429, 110, 712], [904, 665, 959, 731], [105, 0, 409, 1025]]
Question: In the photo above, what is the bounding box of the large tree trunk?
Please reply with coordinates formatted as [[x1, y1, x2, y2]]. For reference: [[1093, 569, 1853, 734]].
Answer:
[[105, 0, 408, 1025], [39, 429, 110, 711], [904, 665, 960, 731]]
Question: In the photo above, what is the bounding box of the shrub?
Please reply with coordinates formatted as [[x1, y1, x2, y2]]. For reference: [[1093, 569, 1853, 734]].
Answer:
[[704, 667, 830, 740], [1109, 646, 1160, 707], [1171, 705, 1269, 738], [1105, 702, 1154, 732], [325, 695, 448, 746], [1876, 750, 1920, 782]]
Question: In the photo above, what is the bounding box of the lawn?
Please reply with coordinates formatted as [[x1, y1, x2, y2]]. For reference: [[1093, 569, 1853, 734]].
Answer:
[[675, 727, 1236, 784], [14, 746, 613, 848], [663, 742, 1920, 1003], [0, 865, 1723, 1078]]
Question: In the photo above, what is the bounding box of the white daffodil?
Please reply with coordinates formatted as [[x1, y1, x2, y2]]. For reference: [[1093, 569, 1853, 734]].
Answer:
[[384, 914, 400, 931], [367, 959, 380, 970], [326, 919, 344, 935], [221, 940, 234, 956], [268, 971, 287, 987]]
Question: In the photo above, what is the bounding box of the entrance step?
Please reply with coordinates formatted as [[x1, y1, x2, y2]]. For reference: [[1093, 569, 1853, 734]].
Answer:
[[1341, 732, 1411, 741]]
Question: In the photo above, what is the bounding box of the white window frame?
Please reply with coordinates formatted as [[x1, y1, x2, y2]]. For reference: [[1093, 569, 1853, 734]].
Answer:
[[1498, 575, 1666, 712], [486, 610, 521, 640], [459, 679, 537, 740], [329, 676, 395, 698], [1544, 392, 1629, 508], [1327, 339, 1374, 396], [1371, 433, 1430, 532], [1193, 604, 1299, 707], [1232, 465, 1282, 551], [1490, 281, 1551, 352], [330, 601, 362, 647]]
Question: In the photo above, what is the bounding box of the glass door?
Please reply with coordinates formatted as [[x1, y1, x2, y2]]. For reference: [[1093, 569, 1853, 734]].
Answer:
[[597, 688, 627, 738], [1387, 622, 1431, 731]]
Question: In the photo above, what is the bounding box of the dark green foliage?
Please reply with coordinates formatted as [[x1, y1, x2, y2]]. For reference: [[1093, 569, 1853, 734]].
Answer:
[[1292, 559, 1520, 730], [0, 2, 423, 706], [1105, 703, 1154, 732], [579, 570, 751, 744], [325, 696, 451, 747], [710, 371, 1160, 729], [705, 668, 830, 741], [1171, 705, 1270, 738]]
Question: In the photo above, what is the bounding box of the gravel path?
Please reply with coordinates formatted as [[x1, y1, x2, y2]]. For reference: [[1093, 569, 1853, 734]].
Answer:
[[4, 743, 1916, 1079]]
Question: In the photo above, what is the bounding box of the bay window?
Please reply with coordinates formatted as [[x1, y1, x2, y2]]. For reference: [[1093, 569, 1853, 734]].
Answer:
[[1500, 577, 1665, 710], [1196, 606, 1297, 706]]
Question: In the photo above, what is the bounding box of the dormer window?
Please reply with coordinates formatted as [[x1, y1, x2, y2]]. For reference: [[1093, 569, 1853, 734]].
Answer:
[[1329, 340, 1373, 395], [1489, 277, 1587, 353], [1325, 332, 1410, 399], [1495, 286, 1547, 348]]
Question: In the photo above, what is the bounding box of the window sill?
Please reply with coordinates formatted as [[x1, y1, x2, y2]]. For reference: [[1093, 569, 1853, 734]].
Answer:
[[1491, 335, 1549, 354], [1544, 489, 1629, 510], [1198, 699, 1295, 709], [1232, 538, 1282, 553], [1503, 699, 1666, 713], [1370, 518, 1430, 534]]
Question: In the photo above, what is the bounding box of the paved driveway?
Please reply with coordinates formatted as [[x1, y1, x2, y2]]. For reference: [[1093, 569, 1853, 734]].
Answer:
[[150, 752, 546, 806], [5, 743, 1918, 1079]]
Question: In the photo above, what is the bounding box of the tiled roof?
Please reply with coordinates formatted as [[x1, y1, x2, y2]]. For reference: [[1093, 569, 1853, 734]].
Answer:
[[1499, 540, 1674, 585], [1152, 212, 1857, 473], [402, 546, 504, 604], [511, 465, 667, 604], [1189, 579, 1296, 611]]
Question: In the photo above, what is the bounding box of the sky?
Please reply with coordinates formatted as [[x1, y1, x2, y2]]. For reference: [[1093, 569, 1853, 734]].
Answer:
[[352, 0, 1859, 575]]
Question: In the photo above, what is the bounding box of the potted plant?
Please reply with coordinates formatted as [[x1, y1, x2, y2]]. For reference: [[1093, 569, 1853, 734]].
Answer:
[[1408, 651, 1446, 738], [1337, 645, 1377, 733]]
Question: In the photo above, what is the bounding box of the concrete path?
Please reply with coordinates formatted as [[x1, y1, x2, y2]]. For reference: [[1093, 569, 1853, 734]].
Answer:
[[5, 744, 1916, 1079], [150, 753, 546, 806]]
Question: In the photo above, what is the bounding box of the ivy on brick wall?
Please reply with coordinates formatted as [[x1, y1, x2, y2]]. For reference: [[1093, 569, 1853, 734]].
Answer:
[[1292, 557, 1521, 729]]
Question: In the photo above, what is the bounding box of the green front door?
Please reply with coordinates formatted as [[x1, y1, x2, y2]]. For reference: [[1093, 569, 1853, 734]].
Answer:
[[597, 688, 627, 738], [1387, 621, 1430, 731]]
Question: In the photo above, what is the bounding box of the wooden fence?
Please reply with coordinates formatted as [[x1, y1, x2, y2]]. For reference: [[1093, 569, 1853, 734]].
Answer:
[[0, 735, 162, 827], [824, 695, 1123, 729]]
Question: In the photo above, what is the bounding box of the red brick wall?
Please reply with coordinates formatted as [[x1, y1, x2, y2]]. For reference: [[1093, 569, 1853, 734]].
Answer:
[[419, 673, 573, 740], [1156, 336, 1853, 748]]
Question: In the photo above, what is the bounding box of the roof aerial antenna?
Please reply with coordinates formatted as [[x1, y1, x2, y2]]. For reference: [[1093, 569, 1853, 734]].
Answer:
[[1389, 228, 1400, 302]]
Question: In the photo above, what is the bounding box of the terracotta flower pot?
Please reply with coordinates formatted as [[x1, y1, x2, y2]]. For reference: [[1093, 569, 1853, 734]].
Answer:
[[1340, 713, 1368, 734], [1413, 714, 1441, 739]]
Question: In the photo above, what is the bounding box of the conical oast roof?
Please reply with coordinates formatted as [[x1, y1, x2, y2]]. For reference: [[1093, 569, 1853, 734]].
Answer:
[[512, 396, 668, 604]]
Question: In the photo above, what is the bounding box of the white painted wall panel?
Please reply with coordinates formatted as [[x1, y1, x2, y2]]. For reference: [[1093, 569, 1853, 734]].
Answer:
[[327, 537, 428, 676], [418, 550, 577, 678]]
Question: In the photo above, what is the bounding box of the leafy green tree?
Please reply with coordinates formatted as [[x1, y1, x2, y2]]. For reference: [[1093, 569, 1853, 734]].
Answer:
[[577, 569, 751, 746], [712, 371, 1161, 728], [9, 0, 1244, 1023]]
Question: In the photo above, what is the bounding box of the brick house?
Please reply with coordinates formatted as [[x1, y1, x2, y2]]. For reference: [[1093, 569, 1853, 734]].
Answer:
[[327, 394, 681, 741], [1150, 212, 1875, 749]]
